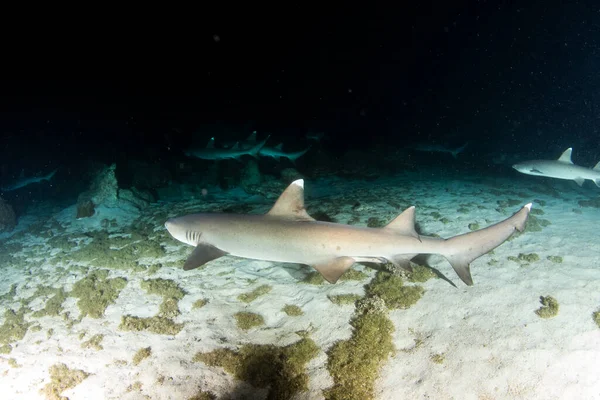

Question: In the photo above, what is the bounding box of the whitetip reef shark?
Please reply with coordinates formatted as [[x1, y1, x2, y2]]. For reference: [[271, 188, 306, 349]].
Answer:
[[184, 135, 269, 161], [513, 147, 600, 187], [165, 180, 531, 286], [1, 168, 58, 192], [411, 142, 469, 158]]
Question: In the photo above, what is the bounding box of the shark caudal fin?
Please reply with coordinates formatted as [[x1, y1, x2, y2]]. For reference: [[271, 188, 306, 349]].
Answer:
[[441, 203, 531, 285]]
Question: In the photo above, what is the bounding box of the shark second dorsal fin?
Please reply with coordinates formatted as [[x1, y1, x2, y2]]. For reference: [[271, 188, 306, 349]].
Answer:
[[246, 131, 257, 142], [383, 206, 420, 240], [206, 137, 216, 149], [275, 143, 283, 150], [558, 148, 573, 163], [267, 179, 315, 221]]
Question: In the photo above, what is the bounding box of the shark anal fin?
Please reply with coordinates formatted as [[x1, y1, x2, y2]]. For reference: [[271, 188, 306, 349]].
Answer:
[[311, 256, 356, 283], [574, 177, 585, 186], [183, 244, 228, 271]]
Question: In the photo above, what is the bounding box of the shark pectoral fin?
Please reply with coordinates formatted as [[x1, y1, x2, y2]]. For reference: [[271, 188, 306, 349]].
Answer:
[[574, 177, 585, 186], [183, 244, 229, 271], [311, 256, 356, 284]]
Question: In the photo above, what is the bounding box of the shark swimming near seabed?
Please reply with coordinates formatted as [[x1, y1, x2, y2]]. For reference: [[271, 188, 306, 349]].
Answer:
[[512, 147, 600, 187], [258, 143, 312, 163], [411, 142, 469, 158], [1, 168, 58, 192], [184, 135, 269, 161], [165, 179, 531, 286]]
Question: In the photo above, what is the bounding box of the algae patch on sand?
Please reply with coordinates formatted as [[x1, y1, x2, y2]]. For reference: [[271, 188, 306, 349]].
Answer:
[[535, 295, 559, 319], [193, 337, 319, 400], [71, 269, 128, 318], [237, 284, 272, 303], [41, 363, 90, 400]]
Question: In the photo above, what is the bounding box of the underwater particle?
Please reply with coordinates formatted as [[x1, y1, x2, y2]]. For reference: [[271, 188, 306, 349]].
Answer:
[[365, 272, 425, 310], [328, 294, 362, 306], [70, 269, 128, 319], [468, 223, 480, 231], [234, 312, 265, 330], [81, 334, 104, 351], [0, 307, 32, 346], [535, 296, 559, 319], [237, 284, 272, 303], [593, 310, 600, 328], [41, 363, 90, 400], [547, 255, 563, 264], [133, 346, 152, 366], [282, 304, 303, 316], [192, 299, 209, 309], [193, 337, 319, 400], [119, 315, 184, 335], [324, 305, 395, 400]]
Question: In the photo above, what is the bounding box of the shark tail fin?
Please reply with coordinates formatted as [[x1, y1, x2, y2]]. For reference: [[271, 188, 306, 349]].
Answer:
[[441, 203, 531, 285], [452, 142, 469, 158]]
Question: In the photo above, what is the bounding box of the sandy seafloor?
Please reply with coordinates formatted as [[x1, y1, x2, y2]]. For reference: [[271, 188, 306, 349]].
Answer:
[[1, 169, 600, 400]]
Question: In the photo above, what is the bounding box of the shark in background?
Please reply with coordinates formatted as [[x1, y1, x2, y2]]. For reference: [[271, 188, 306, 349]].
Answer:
[[184, 135, 269, 161], [1, 168, 59, 192], [513, 147, 600, 187], [165, 179, 531, 286], [410, 141, 469, 158]]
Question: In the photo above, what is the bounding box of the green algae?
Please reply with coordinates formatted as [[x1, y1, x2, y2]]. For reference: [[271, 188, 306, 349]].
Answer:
[[71, 269, 128, 318], [193, 337, 319, 400], [282, 304, 303, 316], [328, 294, 362, 305], [468, 223, 480, 231], [234, 312, 265, 330], [192, 299, 209, 309], [547, 255, 563, 264], [406, 264, 437, 283], [339, 268, 369, 281], [365, 272, 424, 310], [0, 307, 32, 346], [324, 300, 395, 400], [301, 271, 326, 285], [188, 391, 217, 400], [141, 278, 186, 318], [430, 353, 445, 364], [119, 315, 184, 335], [133, 346, 152, 365], [32, 288, 68, 318], [237, 284, 272, 303], [42, 363, 90, 400], [81, 334, 104, 351], [593, 310, 600, 328], [535, 296, 559, 319]]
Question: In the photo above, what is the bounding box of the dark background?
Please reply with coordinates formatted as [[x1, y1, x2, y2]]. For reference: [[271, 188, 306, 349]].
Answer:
[[1, 1, 599, 178]]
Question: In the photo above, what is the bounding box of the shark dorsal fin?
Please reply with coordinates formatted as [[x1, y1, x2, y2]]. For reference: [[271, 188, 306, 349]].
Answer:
[[382, 206, 420, 239], [593, 161, 600, 171], [267, 179, 315, 221], [558, 148, 573, 163], [275, 143, 283, 150], [206, 137, 215, 149], [246, 131, 257, 142], [231, 142, 240, 150]]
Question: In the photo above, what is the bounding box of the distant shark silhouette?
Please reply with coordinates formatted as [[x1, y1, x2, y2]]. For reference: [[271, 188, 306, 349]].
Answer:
[[1, 168, 58, 192], [184, 135, 269, 161], [513, 147, 600, 187], [411, 142, 469, 158], [165, 179, 531, 286]]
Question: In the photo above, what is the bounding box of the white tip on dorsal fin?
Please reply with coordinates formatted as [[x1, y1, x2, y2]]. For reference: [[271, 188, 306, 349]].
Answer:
[[206, 137, 215, 149], [558, 148, 573, 163], [382, 206, 420, 239], [267, 179, 315, 221]]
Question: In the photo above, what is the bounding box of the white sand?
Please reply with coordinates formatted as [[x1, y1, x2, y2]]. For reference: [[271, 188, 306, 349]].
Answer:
[[1, 171, 600, 399]]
